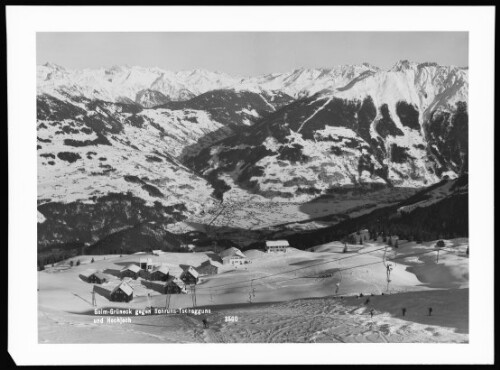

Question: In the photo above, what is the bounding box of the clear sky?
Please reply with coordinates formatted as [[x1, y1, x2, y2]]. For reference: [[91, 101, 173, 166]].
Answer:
[[37, 32, 468, 77]]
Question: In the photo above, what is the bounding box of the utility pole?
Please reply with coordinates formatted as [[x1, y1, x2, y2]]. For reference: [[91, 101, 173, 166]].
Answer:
[[91, 287, 96, 307], [334, 271, 342, 296], [382, 245, 392, 292], [165, 291, 171, 309], [191, 285, 197, 308], [386, 264, 393, 280], [248, 279, 256, 303]]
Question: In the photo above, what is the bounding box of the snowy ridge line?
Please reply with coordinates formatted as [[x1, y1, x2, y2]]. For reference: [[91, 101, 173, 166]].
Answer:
[[195, 245, 454, 293]]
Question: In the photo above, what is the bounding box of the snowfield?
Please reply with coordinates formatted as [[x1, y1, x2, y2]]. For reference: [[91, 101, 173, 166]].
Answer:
[[38, 238, 468, 343], [37, 103, 228, 212]]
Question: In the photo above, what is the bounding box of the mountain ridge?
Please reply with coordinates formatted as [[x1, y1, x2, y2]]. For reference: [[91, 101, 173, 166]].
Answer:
[[37, 60, 468, 252], [37, 61, 468, 108]]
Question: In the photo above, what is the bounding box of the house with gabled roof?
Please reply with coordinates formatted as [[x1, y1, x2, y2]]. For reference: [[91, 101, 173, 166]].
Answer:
[[219, 247, 247, 266], [148, 265, 170, 282], [197, 259, 222, 275], [165, 276, 186, 294], [110, 282, 134, 302], [120, 264, 141, 279], [180, 266, 199, 285], [79, 269, 108, 284]]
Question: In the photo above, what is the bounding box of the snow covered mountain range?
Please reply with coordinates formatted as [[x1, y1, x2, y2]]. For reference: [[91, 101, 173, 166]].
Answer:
[[38, 61, 467, 110], [37, 61, 468, 250]]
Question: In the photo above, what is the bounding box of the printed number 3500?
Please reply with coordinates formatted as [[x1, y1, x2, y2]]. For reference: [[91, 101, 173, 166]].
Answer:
[[224, 316, 238, 322]]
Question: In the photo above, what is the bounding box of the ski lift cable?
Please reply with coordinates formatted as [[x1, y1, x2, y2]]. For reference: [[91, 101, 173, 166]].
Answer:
[[213, 248, 454, 294], [199, 245, 390, 291], [197, 245, 390, 291], [197, 246, 449, 293], [206, 248, 453, 294]]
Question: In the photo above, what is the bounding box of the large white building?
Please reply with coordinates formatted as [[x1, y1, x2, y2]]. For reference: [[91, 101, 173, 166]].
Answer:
[[219, 247, 247, 266], [265, 240, 289, 253]]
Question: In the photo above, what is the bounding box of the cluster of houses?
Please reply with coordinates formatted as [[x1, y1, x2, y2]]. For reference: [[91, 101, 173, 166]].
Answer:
[[78, 239, 290, 303], [79, 257, 202, 302]]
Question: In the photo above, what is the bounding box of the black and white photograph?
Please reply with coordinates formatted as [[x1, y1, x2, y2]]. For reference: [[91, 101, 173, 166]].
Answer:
[[7, 5, 495, 365]]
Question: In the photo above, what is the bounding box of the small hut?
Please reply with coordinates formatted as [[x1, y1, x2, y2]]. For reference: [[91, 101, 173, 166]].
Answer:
[[91, 272, 108, 284], [149, 265, 170, 282], [120, 264, 141, 279], [79, 269, 107, 284], [165, 276, 186, 294], [110, 282, 134, 302], [197, 259, 222, 276], [180, 266, 199, 285], [141, 279, 168, 294], [142, 277, 187, 294], [79, 269, 96, 283]]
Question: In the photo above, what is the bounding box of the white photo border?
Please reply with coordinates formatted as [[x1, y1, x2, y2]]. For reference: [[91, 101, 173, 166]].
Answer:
[[7, 5, 495, 365]]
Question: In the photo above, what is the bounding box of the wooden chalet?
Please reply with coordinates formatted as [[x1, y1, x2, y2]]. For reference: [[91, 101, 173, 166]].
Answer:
[[180, 266, 199, 285], [165, 276, 186, 294], [110, 282, 134, 302], [79, 269, 108, 284], [148, 265, 170, 282], [197, 259, 222, 276], [120, 264, 141, 279]]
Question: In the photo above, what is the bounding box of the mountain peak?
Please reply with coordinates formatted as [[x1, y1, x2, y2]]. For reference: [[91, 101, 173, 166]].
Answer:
[[361, 62, 380, 71], [105, 64, 130, 73], [390, 60, 418, 72], [42, 62, 65, 71]]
